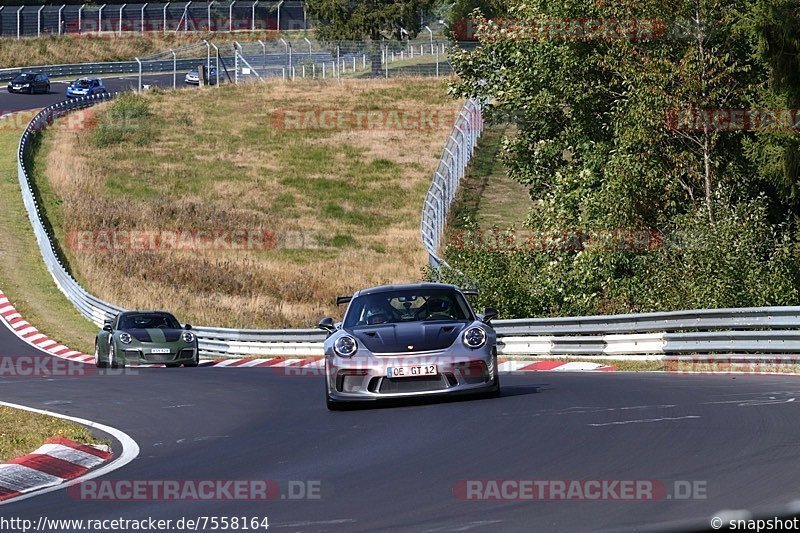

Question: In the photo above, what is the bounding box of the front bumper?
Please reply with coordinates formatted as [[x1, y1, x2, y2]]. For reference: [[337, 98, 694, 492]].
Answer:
[[326, 350, 497, 402], [121, 347, 197, 365], [8, 86, 29, 93]]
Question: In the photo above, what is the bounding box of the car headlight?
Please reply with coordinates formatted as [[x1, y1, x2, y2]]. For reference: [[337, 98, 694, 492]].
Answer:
[[463, 327, 487, 349], [20, 84, 30, 88], [333, 335, 357, 357], [119, 332, 132, 344], [182, 331, 195, 343]]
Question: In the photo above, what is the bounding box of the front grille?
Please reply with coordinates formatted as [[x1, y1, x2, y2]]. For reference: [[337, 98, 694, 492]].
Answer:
[[124, 349, 142, 360], [379, 375, 447, 393], [179, 349, 195, 359]]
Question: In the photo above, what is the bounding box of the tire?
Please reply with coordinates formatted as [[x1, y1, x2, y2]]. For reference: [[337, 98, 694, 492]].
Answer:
[[185, 351, 199, 367], [109, 344, 125, 369], [28, 86, 33, 95], [45, 84, 50, 94], [94, 342, 107, 368], [325, 375, 346, 411]]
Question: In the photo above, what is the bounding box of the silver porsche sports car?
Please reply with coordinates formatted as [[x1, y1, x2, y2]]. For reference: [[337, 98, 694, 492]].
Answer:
[[318, 283, 500, 410]]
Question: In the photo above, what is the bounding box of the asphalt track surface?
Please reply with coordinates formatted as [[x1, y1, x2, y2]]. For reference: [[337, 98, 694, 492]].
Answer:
[[3, 317, 800, 532], [0, 72, 212, 114]]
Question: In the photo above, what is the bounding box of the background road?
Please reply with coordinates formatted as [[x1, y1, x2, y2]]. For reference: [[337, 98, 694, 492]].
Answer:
[[2, 320, 800, 531], [0, 73, 214, 114]]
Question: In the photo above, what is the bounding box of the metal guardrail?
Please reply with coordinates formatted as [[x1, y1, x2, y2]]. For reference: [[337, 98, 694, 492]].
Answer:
[[0, 58, 216, 82], [15, 83, 800, 361]]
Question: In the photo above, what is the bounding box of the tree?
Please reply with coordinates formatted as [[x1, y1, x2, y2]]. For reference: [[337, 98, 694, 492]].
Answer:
[[306, 0, 437, 76]]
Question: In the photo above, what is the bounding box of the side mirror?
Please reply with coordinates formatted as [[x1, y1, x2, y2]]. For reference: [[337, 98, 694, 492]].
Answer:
[[184, 324, 193, 330], [102, 323, 112, 332], [317, 317, 336, 334], [482, 307, 498, 323]]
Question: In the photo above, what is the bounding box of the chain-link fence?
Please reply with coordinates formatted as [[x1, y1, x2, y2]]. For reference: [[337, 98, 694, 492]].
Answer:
[[232, 38, 455, 81], [0, 1, 307, 38]]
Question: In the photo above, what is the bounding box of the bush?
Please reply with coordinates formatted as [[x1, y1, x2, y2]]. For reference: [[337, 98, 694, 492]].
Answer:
[[432, 199, 800, 319]]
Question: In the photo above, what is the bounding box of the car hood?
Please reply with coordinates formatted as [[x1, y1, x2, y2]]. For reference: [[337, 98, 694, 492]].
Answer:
[[123, 328, 183, 343], [348, 321, 469, 354]]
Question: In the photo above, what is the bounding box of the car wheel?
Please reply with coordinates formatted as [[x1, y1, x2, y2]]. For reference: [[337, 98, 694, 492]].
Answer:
[[109, 344, 125, 368], [28, 86, 34, 95], [325, 372, 346, 411], [94, 342, 107, 368], [485, 354, 501, 398], [185, 351, 199, 367], [44, 85, 50, 94]]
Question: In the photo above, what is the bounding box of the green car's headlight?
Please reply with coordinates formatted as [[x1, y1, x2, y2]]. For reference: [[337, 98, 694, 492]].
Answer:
[[119, 332, 132, 344], [182, 331, 195, 343]]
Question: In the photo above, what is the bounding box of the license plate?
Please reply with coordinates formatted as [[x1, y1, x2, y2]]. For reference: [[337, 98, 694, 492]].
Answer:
[[150, 348, 171, 354], [387, 365, 438, 378]]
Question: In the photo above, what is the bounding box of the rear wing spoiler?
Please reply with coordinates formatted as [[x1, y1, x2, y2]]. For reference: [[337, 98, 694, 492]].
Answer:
[[336, 295, 352, 306]]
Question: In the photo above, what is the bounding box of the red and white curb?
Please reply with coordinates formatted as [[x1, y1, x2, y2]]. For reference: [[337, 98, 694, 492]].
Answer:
[[0, 290, 615, 372], [0, 401, 139, 506], [206, 357, 616, 372], [0, 291, 93, 364], [0, 437, 112, 501]]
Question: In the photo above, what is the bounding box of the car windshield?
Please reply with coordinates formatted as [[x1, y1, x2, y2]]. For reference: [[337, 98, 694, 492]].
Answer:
[[118, 313, 180, 330], [13, 74, 33, 82], [344, 289, 472, 327], [75, 79, 93, 87]]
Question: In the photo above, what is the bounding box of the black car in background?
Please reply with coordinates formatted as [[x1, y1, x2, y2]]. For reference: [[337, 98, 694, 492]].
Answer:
[[7, 72, 50, 94]]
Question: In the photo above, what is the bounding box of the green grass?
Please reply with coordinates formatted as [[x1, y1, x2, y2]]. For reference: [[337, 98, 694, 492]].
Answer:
[[0, 406, 107, 463], [448, 125, 532, 231], [0, 114, 97, 354]]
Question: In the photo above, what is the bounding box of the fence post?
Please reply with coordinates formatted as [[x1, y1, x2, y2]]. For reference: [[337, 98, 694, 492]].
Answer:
[[336, 46, 340, 79], [276, 0, 283, 31], [141, 3, 147, 33], [258, 39, 266, 75], [58, 5, 65, 35], [17, 6, 23, 40], [119, 4, 126, 34], [229, 1, 235, 32], [170, 49, 176, 89], [207, 1, 213, 31], [251, 0, 258, 31], [135, 57, 142, 91], [163, 2, 169, 32], [37, 6, 44, 37], [435, 44, 439, 77]]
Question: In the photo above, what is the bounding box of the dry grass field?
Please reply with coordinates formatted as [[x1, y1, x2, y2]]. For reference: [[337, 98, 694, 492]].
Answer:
[[0, 32, 284, 68], [33, 78, 459, 328]]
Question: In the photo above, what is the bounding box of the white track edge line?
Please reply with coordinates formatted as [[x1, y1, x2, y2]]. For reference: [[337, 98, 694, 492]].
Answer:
[[0, 400, 140, 505]]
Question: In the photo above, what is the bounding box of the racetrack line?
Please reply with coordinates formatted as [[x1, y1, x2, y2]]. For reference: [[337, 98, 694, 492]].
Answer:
[[0, 400, 139, 505]]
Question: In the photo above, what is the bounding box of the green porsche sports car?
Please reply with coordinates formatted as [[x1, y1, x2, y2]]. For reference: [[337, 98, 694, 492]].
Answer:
[[95, 311, 199, 368]]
